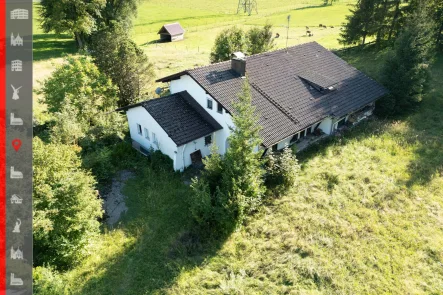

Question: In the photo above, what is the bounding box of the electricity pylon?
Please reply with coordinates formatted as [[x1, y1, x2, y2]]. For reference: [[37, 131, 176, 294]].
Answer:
[[237, 0, 258, 16]]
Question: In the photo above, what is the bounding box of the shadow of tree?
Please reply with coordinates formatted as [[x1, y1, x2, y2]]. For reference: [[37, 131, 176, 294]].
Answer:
[[78, 163, 230, 294], [33, 34, 77, 61], [405, 53, 443, 185]]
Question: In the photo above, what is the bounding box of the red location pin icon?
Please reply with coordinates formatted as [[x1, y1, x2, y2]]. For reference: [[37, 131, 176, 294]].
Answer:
[[12, 139, 22, 152]]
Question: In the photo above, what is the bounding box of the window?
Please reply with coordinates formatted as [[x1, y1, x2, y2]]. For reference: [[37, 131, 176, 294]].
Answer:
[[337, 118, 346, 128], [205, 135, 212, 146], [137, 124, 142, 135], [306, 126, 313, 135], [217, 102, 223, 114], [207, 98, 213, 110], [272, 144, 278, 152], [144, 128, 150, 140], [290, 133, 299, 143], [152, 132, 158, 145]]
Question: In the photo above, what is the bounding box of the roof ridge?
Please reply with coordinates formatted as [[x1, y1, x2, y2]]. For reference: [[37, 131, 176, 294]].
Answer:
[[250, 82, 299, 124], [186, 42, 320, 73]]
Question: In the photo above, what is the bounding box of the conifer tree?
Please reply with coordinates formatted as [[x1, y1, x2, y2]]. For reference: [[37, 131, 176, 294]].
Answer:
[[340, 0, 379, 45], [221, 77, 265, 224], [379, 0, 436, 114]]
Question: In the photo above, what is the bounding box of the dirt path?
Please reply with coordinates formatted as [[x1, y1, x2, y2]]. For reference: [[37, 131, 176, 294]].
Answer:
[[103, 170, 135, 227]]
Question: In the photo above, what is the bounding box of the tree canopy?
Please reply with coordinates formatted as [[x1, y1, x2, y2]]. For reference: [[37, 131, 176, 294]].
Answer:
[[33, 137, 103, 269], [39, 55, 126, 148], [39, 0, 140, 48], [90, 26, 155, 106], [39, 0, 106, 48], [210, 25, 275, 63], [379, 0, 436, 114]]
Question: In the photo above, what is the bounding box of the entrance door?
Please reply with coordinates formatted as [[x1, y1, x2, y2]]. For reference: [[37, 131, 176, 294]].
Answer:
[[190, 150, 203, 165]]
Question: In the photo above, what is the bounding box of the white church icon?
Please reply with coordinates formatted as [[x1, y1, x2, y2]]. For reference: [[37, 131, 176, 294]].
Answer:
[[11, 33, 23, 46], [10, 246, 23, 260]]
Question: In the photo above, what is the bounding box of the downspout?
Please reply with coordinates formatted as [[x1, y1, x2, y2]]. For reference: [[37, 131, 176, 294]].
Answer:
[[182, 144, 187, 172]]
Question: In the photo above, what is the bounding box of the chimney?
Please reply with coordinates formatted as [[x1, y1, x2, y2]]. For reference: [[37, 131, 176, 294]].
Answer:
[[231, 52, 246, 77]]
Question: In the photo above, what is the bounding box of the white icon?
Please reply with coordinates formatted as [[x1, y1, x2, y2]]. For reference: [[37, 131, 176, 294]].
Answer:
[[11, 247, 23, 260], [11, 60, 22, 72], [11, 9, 29, 20], [11, 194, 23, 204], [11, 33, 23, 46], [10, 167, 23, 179], [11, 85, 22, 100], [12, 219, 21, 233], [10, 273, 23, 286], [10, 113, 23, 126]]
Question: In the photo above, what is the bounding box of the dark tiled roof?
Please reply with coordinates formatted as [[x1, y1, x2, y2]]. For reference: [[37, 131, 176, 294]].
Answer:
[[157, 42, 388, 147], [158, 23, 185, 36], [118, 91, 222, 146]]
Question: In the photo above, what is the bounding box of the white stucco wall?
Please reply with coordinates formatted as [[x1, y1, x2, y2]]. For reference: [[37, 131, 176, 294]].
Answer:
[[319, 117, 333, 135], [174, 130, 224, 170], [170, 75, 234, 154], [126, 106, 179, 167]]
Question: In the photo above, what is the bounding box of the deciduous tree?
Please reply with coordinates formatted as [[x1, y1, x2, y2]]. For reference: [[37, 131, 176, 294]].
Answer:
[[90, 26, 155, 106], [210, 26, 246, 63], [39, 0, 105, 48], [33, 137, 103, 269], [246, 24, 275, 55]]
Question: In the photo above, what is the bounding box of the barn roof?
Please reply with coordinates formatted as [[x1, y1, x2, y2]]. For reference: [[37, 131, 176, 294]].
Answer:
[[117, 91, 222, 146], [158, 23, 185, 36], [157, 42, 388, 147]]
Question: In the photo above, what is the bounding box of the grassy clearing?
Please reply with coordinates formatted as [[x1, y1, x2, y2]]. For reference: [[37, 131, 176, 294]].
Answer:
[[47, 51, 443, 294], [33, 1, 356, 84]]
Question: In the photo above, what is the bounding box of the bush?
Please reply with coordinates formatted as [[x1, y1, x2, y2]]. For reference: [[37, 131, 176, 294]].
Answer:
[[82, 146, 116, 183], [265, 146, 301, 196], [33, 137, 103, 270], [149, 149, 174, 172], [33, 266, 66, 295]]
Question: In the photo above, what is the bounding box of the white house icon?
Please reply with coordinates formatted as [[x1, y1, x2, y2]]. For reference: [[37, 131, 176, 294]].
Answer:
[[11, 194, 22, 204]]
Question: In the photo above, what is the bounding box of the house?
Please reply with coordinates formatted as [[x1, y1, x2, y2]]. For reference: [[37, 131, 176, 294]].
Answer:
[[118, 42, 387, 171], [158, 23, 185, 42], [11, 194, 22, 204]]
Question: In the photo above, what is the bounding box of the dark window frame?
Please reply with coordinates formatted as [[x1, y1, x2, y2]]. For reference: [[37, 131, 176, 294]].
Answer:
[[217, 102, 223, 114], [205, 135, 212, 146], [207, 98, 213, 110], [137, 123, 142, 135]]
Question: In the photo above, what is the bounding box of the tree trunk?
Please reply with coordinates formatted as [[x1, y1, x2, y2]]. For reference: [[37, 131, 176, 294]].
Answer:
[[74, 32, 84, 49], [362, 33, 366, 45], [388, 0, 401, 41], [437, 22, 443, 47], [376, 0, 389, 45]]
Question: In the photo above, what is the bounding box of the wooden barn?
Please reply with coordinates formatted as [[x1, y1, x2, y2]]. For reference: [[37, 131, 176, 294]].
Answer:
[[158, 23, 185, 42]]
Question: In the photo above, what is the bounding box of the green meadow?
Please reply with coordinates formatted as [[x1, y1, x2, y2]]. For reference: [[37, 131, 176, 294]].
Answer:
[[32, 0, 443, 294]]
